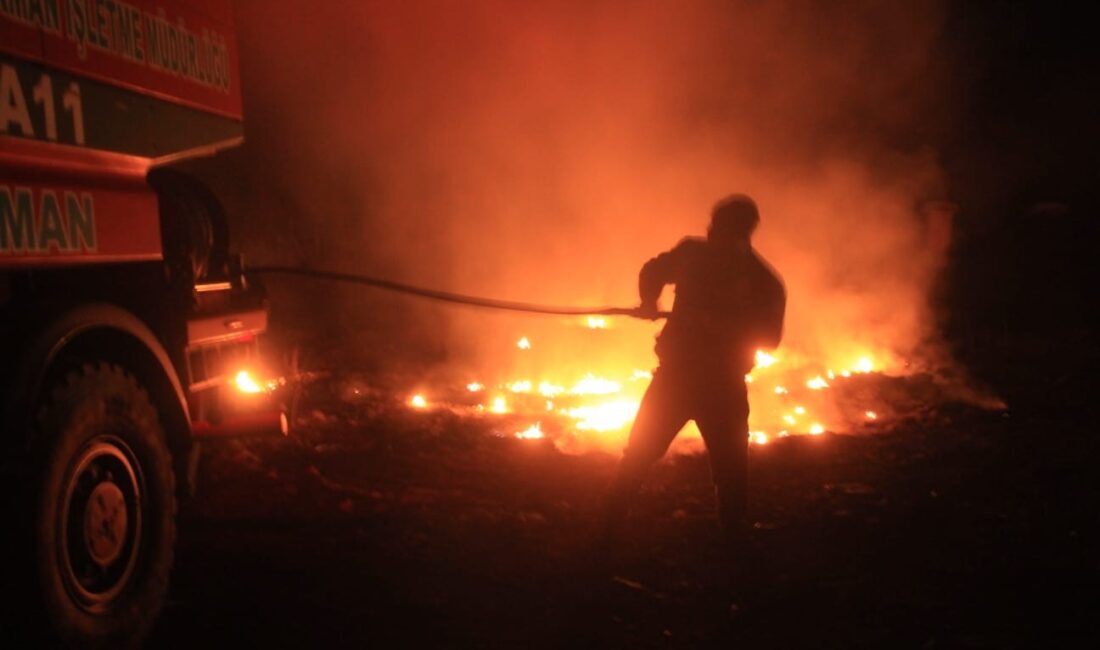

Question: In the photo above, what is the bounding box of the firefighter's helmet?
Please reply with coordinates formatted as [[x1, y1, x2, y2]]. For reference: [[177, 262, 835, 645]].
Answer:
[[710, 194, 760, 239]]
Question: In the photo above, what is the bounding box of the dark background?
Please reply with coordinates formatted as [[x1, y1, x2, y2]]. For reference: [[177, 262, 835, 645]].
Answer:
[[935, 1, 1098, 416]]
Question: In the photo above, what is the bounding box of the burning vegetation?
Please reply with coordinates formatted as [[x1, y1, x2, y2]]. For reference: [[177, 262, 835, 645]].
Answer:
[[394, 312, 962, 457]]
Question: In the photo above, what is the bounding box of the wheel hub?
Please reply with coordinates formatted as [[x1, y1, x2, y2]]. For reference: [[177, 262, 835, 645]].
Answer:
[[60, 437, 144, 609], [84, 481, 128, 567]]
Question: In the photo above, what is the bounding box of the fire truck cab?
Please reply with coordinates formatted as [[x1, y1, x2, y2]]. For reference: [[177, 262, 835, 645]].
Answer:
[[1, 1, 280, 644]]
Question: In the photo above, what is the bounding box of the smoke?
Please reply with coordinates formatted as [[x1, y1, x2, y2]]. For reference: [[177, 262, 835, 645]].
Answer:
[[228, 0, 952, 391]]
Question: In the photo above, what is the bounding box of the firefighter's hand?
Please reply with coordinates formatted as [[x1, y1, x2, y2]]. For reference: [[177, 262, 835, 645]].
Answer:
[[635, 302, 661, 320]]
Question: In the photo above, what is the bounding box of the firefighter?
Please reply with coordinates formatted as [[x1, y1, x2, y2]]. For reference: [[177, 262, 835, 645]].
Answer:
[[604, 193, 786, 552]]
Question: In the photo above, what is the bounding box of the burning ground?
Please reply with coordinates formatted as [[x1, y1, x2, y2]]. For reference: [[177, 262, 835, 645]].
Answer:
[[148, 362, 1096, 649]]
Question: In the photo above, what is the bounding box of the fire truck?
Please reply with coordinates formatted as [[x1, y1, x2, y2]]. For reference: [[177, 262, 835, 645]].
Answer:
[[1, 1, 283, 645]]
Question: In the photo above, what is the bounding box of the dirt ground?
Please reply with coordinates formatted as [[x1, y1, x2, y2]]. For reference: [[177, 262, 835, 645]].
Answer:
[[149, 372, 1097, 649]]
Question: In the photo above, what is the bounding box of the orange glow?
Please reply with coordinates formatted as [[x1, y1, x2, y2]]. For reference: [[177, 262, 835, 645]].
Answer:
[[865, 410, 878, 420], [750, 431, 769, 445], [409, 394, 428, 409], [809, 423, 825, 435], [251, 0, 946, 457], [806, 375, 830, 390]]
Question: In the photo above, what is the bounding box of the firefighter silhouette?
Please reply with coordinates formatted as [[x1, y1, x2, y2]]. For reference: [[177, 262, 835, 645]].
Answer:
[[605, 194, 786, 547]]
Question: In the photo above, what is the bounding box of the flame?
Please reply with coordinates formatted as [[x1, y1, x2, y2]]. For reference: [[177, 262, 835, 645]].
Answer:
[[754, 350, 778, 368], [507, 380, 533, 393], [234, 370, 263, 394], [570, 375, 621, 395], [586, 316, 607, 329], [402, 321, 903, 453], [567, 399, 639, 431], [538, 381, 565, 397], [516, 422, 544, 439]]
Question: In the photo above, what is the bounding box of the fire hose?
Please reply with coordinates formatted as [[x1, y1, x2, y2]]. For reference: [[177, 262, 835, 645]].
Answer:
[[246, 266, 670, 319]]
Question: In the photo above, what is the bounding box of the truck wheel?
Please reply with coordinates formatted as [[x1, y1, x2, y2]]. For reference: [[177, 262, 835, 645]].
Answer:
[[28, 363, 177, 648]]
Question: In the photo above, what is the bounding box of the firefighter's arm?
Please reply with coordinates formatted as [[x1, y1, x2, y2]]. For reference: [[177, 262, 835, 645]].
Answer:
[[637, 245, 681, 317]]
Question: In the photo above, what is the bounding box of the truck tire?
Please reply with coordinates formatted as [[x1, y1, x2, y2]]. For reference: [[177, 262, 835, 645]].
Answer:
[[26, 363, 177, 648]]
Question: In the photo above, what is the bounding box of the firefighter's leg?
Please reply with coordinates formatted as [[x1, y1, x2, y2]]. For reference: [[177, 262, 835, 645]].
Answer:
[[696, 378, 750, 544], [697, 377, 753, 607], [602, 368, 689, 536]]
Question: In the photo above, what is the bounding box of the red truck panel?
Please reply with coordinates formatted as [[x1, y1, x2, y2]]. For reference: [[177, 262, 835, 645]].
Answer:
[[0, 180, 159, 266], [1, 136, 160, 266], [0, 5, 43, 62], [2, 1, 243, 163], [1, 1, 242, 267], [3, 0, 241, 120]]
